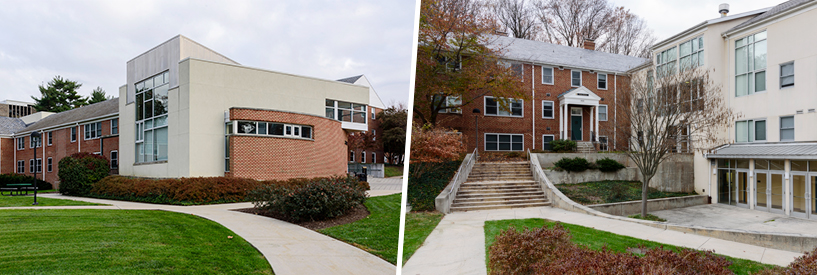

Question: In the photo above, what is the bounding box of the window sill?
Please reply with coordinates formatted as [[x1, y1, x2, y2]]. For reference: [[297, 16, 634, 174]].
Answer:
[[230, 133, 314, 141], [484, 114, 524, 118], [134, 160, 168, 166]]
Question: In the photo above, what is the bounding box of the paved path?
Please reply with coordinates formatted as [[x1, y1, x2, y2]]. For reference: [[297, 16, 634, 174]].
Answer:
[[5, 194, 396, 275], [368, 177, 403, 196], [653, 204, 817, 235], [402, 206, 804, 275]]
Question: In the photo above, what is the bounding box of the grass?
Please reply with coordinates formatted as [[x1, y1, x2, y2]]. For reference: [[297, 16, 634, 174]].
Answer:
[[384, 165, 404, 178], [401, 211, 444, 265], [556, 180, 697, 205], [484, 218, 775, 275], [629, 213, 667, 222], [319, 193, 400, 264], [0, 209, 273, 274], [0, 195, 105, 207]]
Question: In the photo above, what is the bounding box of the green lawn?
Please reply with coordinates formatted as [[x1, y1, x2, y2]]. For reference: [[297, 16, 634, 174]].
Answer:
[[319, 193, 400, 264], [556, 180, 697, 205], [384, 165, 404, 178], [0, 195, 105, 207], [401, 211, 443, 265], [485, 218, 775, 275], [0, 209, 273, 274]]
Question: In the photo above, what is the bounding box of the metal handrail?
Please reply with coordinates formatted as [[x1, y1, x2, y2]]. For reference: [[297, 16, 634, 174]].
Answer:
[[436, 147, 478, 213]]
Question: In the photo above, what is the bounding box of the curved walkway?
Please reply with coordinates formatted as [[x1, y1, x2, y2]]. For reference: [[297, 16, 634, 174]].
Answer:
[[5, 193, 396, 275], [402, 206, 804, 275]]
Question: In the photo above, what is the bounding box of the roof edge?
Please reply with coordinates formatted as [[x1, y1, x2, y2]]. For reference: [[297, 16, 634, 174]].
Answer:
[[722, 2, 817, 37], [652, 7, 771, 50]]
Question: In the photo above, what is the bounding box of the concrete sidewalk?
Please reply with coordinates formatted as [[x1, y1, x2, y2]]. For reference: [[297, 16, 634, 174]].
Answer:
[[653, 204, 817, 235], [402, 206, 803, 275], [368, 177, 404, 196], [7, 194, 396, 275]]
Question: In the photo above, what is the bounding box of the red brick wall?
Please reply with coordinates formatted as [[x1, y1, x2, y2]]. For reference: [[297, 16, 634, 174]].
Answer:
[[229, 108, 347, 181], [1, 138, 13, 174], [436, 63, 630, 152], [349, 106, 385, 164], [11, 118, 120, 188]]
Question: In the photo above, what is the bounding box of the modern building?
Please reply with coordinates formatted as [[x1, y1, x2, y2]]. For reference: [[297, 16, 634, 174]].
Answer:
[[649, 0, 817, 219], [338, 74, 388, 164], [435, 35, 647, 153]]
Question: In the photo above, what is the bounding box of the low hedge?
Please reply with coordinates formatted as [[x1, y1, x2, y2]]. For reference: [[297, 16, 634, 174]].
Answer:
[[0, 174, 52, 190], [407, 160, 460, 211], [247, 176, 367, 222], [596, 158, 626, 172], [550, 139, 577, 152], [554, 157, 591, 172], [90, 176, 264, 205], [58, 152, 110, 196]]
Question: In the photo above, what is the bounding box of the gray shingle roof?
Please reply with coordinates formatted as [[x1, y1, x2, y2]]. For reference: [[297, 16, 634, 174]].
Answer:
[[726, 0, 815, 34], [488, 35, 649, 73], [558, 88, 578, 98], [0, 117, 26, 135], [709, 142, 817, 160], [337, 75, 363, 84], [19, 98, 119, 134]]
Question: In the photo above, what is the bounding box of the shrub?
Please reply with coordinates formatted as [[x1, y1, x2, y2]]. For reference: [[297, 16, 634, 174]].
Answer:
[[550, 139, 576, 152], [0, 174, 52, 190], [58, 152, 109, 196], [407, 160, 460, 211], [247, 176, 367, 222], [596, 157, 626, 172], [554, 157, 590, 172], [90, 176, 263, 204]]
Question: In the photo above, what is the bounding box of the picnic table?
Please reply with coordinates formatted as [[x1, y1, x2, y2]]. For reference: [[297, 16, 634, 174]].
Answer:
[[0, 183, 37, 196]]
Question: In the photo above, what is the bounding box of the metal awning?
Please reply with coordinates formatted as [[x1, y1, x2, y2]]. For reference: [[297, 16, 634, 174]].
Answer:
[[708, 142, 817, 160]]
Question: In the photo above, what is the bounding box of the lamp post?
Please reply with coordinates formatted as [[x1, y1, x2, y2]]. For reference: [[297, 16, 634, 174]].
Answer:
[[472, 108, 480, 159], [30, 131, 41, 205]]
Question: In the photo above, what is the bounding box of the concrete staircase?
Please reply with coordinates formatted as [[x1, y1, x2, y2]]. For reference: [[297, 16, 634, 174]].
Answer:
[[450, 162, 550, 212], [577, 142, 595, 153]]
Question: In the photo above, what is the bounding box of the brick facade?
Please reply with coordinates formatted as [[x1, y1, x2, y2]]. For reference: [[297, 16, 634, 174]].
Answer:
[[9, 118, 119, 188], [228, 108, 348, 181], [437, 63, 631, 152], [348, 106, 386, 164]]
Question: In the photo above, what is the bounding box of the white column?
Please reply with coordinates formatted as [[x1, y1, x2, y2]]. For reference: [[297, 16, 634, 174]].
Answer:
[[589, 107, 594, 142], [562, 104, 568, 139], [559, 104, 564, 139], [595, 105, 600, 142]]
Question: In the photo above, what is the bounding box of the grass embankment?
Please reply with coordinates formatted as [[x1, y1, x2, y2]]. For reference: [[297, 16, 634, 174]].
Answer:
[[384, 165, 404, 178], [556, 180, 697, 205], [0, 195, 104, 207], [320, 193, 401, 264], [485, 218, 774, 275], [401, 211, 444, 265], [0, 209, 273, 274]]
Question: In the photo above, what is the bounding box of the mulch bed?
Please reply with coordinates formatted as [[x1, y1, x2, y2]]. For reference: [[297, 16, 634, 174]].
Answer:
[[233, 204, 370, 230]]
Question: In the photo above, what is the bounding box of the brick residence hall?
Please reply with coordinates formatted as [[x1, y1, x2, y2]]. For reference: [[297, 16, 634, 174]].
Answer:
[[0, 35, 388, 188], [435, 35, 647, 152]]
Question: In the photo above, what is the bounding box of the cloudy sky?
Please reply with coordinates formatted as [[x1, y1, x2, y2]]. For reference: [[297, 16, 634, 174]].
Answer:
[[614, 0, 782, 42], [0, 0, 417, 106]]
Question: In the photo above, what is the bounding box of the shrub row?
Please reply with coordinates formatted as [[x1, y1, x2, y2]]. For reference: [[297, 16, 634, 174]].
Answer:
[[407, 160, 461, 211], [550, 139, 577, 152], [554, 157, 625, 173], [58, 152, 110, 196], [90, 176, 264, 205], [0, 173, 52, 190], [247, 176, 367, 222]]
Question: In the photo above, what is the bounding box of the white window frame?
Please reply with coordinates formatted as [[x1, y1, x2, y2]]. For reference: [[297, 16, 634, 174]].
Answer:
[[541, 66, 554, 85], [780, 116, 795, 141], [599, 136, 609, 151], [736, 119, 767, 143], [47, 132, 52, 146], [30, 136, 41, 148], [571, 70, 582, 87], [656, 46, 677, 78], [70, 127, 77, 142], [17, 160, 24, 174], [350, 150, 355, 162], [780, 61, 794, 89], [372, 152, 376, 164], [361, 150, 366, 163], [598, 105, 608, 121], [679, 36, 704, 71], [110, 150, 118, 169], [484, 96, 523, 118], [484, 133, 524, 151], [735, 31, 767, 97], [84, 122, 102, 140], [542, 134, 555, 151], [542, 100, 554, 119], [597, 73, 608, 90], [438, 96, 462, 114], [16, 137, 24, 150], [111, 118, 118, 135], [47, 157, 52, 172], [371, 108, 376, 120]]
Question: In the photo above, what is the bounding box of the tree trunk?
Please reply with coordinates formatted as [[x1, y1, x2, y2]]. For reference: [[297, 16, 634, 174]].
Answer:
[[641, 175, 652, 218]]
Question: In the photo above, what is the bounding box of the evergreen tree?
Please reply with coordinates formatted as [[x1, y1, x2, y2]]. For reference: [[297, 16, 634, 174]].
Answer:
[[88, 87, 111, 104], [31, 76, 88, 112]]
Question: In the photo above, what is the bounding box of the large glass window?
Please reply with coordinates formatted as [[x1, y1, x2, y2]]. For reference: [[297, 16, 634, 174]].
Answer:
[[325, 100, 366, 123], [485, 97, 523, 117], [485, 133, 523, 151], [735, 31, 766, 96], [736, 119, 765, 143], [679, 36, 704, 71], [780, 116, 794, 141], [656, 46, 677, 78], [135, 71, 169, 163]]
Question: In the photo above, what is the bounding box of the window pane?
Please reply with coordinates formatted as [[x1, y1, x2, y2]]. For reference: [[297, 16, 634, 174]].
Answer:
[[736, 121, 748, 142], [571, 71, 581, 86], [325, 107, 335, 119], [144, 100, 153, 119], [512, 135, 522, 142], [512, 143, 522, 151], [542, 67, 553, 83], [486, 141, 497, 151], [754, 31, 766, 41], [498, 135, 511, 143], [154, 116, 167, 127], [155, 127, 168, 161], [754, 40, 766, 70], [238, 121, 257, 134], [755, 120, 766, 140], [485, 98, 497, 115], [302, 126, 312, 139], [136, 93, 144, 120], [735, 47, 747, 74], [270, 123, 284, 135], [735, 74, 748, 96], [339, 110, 352, 122], [145, 129, 154, 162], [781, 76, 794, 87], [792, 161, 808, 171], [154, 84, 168, 115], [486, 134, 497, 142], [755, 71, 766, 92], [781, 116, 794, 128], [338, 102, 352, 109], [258, 122, 267, 135], [353, 112, 366, 123], [498, 142, 511, 150], [781, 129, 794, 141], [326, 99, 335, 107], [599, 106, 607, 121], [781, 63, 794, 76]]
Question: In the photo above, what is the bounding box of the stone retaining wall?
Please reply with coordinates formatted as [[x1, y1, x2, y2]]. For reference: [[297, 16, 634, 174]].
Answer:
[[588, 195, 708, 216]]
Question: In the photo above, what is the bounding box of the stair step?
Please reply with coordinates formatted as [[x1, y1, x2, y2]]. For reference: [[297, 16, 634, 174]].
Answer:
[[454, 194, 545, 203], [452, 198, 549, 207], [451, 201, 552, 211]]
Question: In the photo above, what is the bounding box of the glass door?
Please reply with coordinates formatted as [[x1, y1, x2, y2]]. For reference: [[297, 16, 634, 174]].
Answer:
[[737, 171, 749, 207], [812, 176, 817, 220], [755, 172, 769, 211], [791, 174, 808, 218], [770, 173, 784, 214], [718, 169, 734, 205]]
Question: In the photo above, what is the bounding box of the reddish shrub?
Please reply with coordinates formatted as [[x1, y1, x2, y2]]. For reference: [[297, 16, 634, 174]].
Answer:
[[90, 176, 263, 205]]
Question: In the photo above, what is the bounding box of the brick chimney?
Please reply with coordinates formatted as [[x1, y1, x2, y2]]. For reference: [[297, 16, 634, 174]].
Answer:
[[582, 38, 596, 51]]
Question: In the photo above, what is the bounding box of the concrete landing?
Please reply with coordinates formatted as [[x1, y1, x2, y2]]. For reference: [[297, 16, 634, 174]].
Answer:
[[653, 204, 817, 235]]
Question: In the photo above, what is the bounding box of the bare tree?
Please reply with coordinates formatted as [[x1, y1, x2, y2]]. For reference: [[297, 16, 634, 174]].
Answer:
[[596, 7, 656, 58], [617, 67, 739, 218], [488, 0, 541, 40], [534, 0, 613, 46]]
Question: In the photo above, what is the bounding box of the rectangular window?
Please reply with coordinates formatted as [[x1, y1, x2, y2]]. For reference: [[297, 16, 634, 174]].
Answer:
[[84, 122, 102, 140], [485, 97, 523, 117], [485, 133, 523, 151], [438, 96, 462, 114], [571, 70, 581, 87], [135, 71, 169, 163], [372, 152, 376, 164], [350, 150, 355, 162], [17, 160, 24, 174], [325, 100, 366, 123], [111, 118, 118, 135], [47, 157, 52, 172], [16, 137, 24, 150], [235, 120, 312, 139], [542, 135, 555, 151], [110, 151, 118, 169], [780, 62, 794, 88], [599, 136, 609, 151], [542, 101, 554, 119], [47, 132, 52, 146], [541, 66, 554, 84], [679, 36, 704, 71], [29, 159, 34, 173], [71, 127, 77, 142], [30, 136, 41, 148], [224, 136, 230, 172], [780, 116, 794, 141], [597, 73, 607, 90], [656, 46, 677, 78], [735, 31, 767, 96], [598, 105, 608, 121], [371, 108, 376, 120], [511, 63, 523, 81], [36, 158, 42, 173], [755, 120, 766, 141], [361, 151, 366, 163]]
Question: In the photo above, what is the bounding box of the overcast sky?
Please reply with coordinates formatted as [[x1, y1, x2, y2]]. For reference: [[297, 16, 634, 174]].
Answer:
[[0, 0, 417, 106], [613, 0, 783, 42]]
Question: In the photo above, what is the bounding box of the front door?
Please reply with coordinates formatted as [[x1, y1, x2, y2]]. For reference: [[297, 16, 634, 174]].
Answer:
[[571, 108, 582, 141], [791, 174, 808, 218]]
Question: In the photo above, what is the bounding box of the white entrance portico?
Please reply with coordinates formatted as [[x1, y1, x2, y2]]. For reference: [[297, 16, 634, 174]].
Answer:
[[558, 86, 601, 142]]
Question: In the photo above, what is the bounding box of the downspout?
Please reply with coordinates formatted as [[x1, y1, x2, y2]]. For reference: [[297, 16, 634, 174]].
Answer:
[[614, 73, 617, 151], [531, 63, 536, 150], [42, 131, 45, 181]]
